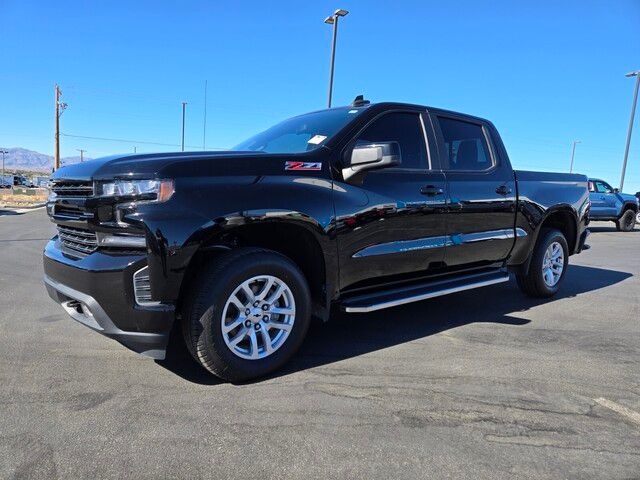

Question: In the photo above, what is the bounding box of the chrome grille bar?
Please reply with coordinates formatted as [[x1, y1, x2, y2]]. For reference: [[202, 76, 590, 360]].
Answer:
[[51, 181, 94, 197], [56, 226, 98, 255]]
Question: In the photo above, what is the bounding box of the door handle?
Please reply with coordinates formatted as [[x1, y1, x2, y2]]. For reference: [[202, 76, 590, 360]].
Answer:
[[420, 185, 444, 196], [495, 185, 512, 195]]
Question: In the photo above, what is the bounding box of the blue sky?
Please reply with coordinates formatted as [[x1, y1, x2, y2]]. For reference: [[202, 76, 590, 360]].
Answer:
[[1, 0, 640, 192]]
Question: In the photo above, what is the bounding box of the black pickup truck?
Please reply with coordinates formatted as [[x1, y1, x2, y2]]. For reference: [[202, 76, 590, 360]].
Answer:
[[44, 98, 590, 381]]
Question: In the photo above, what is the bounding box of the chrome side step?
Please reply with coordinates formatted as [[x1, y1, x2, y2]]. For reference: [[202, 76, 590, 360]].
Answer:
[[341, 270, 510, 313]]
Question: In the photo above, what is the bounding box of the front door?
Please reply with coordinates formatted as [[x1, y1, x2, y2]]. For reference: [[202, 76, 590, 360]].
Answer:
[[333, 110, 447, 291], [431, 113, 517, 268], [589, 179, 617, 218]]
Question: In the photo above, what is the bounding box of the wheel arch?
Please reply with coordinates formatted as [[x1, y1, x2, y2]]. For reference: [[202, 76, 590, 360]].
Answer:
[[515, 206, 578, 276], [620, 201, 639, 216], [178, 212, 335, 322], [538, 207, 578, 253]]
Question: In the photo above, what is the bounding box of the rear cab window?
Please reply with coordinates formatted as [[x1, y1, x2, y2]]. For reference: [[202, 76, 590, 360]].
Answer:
[[435, 116, 495, 172]]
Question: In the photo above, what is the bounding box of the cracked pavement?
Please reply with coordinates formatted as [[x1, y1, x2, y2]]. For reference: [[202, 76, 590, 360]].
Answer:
[[1, 211, 639, 479]]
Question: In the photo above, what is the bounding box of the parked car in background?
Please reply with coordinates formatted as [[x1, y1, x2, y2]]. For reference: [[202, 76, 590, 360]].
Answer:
[[588, 178, 638, 231], [32, 176, 51, 188], [0, 175, 29, 188], [0, 174, 14, 188]]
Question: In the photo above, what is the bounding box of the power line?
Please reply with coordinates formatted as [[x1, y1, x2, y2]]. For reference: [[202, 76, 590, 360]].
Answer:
[[60, 132, 225, 150]]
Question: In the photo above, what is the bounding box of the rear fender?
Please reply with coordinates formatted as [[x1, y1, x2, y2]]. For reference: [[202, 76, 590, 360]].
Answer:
[[509, 204, 579, 275]]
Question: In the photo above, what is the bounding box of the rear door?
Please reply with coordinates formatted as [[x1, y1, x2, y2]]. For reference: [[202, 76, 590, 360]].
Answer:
[[432, 113, 517, 268], [334, 110, 447, 291]]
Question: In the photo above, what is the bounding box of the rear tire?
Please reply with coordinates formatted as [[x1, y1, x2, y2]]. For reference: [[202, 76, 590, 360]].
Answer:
[[615, 209, 636, 232], [181, 248, 311, 382], [516, 228, 569, 298]]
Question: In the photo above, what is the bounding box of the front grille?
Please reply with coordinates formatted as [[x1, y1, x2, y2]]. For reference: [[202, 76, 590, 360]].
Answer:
[[133, 266, 159, 306], [57, 225, 98, 256], [52, 181, 94, 197], [53, 204, 93, 220]]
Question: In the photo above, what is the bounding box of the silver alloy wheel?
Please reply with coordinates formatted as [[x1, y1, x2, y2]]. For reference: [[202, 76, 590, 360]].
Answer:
[[635, 211, 640, 225], [542, 241, 564, 287], [221, 275, 296, 360]]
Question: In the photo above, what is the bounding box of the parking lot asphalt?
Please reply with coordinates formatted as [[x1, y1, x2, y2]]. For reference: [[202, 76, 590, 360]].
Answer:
[[0, 210, 638, 479]]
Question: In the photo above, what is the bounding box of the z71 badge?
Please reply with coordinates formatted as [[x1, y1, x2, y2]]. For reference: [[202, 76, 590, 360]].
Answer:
[[284, 161, 322, 171]]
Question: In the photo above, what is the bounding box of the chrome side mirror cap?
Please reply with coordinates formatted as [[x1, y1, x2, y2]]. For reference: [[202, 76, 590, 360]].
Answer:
[[342, 141, 401, 181]]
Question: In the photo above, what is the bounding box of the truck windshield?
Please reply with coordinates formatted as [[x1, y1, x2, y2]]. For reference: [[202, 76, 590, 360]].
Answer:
[[232, 107, 364, 154]]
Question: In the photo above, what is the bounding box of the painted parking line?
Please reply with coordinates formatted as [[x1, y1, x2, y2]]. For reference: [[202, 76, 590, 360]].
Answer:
[[595, 397, 640, 426]]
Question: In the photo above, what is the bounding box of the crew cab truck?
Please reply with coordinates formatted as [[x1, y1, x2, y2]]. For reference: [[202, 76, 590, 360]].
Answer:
[[44, 99, 590, 381], [587, 178, 638, 231]]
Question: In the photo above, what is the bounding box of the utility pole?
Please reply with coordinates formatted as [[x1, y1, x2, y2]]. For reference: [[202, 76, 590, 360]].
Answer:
[[181, 101, 187, 152], [569, 140, 581, 173], [54, 84, 67, 171], [133, 146, 137, 153], [620, 70, 640, 191], [1, 150, 8, 188], [324, 9, 349, 108], [76, 149, 86, 162]]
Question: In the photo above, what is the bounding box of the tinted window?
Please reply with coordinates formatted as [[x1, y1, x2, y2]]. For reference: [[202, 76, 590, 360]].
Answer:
[[232, 107, 366, 154], [594, 181, 613, 193], [354, 113, 427, 170], [438, 117, 493, 171]]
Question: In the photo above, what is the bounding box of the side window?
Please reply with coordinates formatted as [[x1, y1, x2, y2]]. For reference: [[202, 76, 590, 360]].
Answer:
[[588, 181, 596, 192], [354, 112, 428, 170], [437, 116, 494, 171], [594, 181, 613, 193]]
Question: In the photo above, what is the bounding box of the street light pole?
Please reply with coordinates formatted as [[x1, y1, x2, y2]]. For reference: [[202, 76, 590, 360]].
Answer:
[[620, 70, 640, 191], [1, 150, 8, 188], [569, 140, 581, 173], [181, 101, 187, 152], [76, 149, 86, 162], [325, 9, 349, 108]]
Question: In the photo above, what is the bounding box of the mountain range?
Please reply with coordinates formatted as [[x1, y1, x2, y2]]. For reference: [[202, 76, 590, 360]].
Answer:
[[0, 147, 91, 172]]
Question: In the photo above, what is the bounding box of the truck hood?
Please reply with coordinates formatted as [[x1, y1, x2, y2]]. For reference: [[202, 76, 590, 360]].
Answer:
[[50, 151, 284, 181]]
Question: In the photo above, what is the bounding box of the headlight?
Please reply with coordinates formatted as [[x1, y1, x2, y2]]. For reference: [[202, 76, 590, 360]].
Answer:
[[98, 179, 174, 202]]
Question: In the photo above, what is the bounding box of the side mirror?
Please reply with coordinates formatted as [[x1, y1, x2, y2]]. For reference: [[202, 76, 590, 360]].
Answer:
[[342, 141, 401, 181], [612, 188, 619, 193]]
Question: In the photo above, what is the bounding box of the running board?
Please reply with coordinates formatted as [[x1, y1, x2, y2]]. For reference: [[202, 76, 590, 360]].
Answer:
[[341, 270, 510, 313]]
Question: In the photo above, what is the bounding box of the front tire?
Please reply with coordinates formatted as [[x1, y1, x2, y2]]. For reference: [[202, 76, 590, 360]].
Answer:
[[516, 228, 569, 298], [615, 209, 636, 232], [182, 248, 311, 382]]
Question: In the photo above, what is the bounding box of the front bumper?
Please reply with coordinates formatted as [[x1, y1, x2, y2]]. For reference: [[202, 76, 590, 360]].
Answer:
[[43, 239, 175, 359]]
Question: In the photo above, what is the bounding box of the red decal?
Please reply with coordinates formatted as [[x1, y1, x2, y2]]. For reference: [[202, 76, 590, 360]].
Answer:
[[285, 161, 322, 171]]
